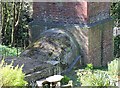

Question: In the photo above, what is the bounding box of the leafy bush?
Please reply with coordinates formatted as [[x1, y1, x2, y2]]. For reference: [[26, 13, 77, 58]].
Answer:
[[61, 75, 71, 85], [0, 59, 27, 87], [114, 35, 120, 58], [77, 70, 116, 86], [111, 2, 120, 26], [108, 58, 120, 76], [0, 44, 21, 57], [85, 63, 93, 70], [76, 63, 117, 86]]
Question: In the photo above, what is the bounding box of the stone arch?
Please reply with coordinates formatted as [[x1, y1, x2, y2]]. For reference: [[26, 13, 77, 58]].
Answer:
[[40, 28, 81, 65], [21, 28, 82, 69]]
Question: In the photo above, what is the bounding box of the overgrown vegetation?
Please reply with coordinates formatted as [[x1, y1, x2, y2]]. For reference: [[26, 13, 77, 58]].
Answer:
[[111, 2, 120, 27], [108, 58, 120, 76], [0, 59, 27, 87], [77, 70, 116, 86], [73, 58, 119, 87], [85, 63, 93, 70], [0, 2, 119, 87], [0, 44, 21, 57], [1, 1, 32, 48], [61, 75, 71, 85], [111, 2, 120, 58], [114, 35, 120, 58]]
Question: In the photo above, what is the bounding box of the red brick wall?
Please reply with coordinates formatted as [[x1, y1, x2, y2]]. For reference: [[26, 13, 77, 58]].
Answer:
[[33, 2, 88, 24], [33, 2, 110, 24]]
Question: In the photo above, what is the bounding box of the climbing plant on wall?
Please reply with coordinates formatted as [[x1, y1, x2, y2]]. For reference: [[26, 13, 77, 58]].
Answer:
[[1, 1, 32, 48]]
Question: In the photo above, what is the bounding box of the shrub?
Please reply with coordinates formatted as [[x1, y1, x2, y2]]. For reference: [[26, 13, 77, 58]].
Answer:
[[77, 70, 116, 86], [114, 35, 120, 58], [85, 63, 93, 70], [0, 59, 28, 87], [108, 58, 120, 76], [76, 63, 117, 86], [0, 44, 21, 57], [61, 75, 71, 85]]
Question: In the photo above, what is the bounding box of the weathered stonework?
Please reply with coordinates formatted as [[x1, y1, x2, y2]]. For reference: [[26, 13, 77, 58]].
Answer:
[[62, 19, 113, 67], [0, 2, 114, 83], [88, 20, 113, 67], [88, 25, 102, 67], [88, 2, 110, 23], [102, 21, 114, 66], [30, 2, 113, 67], [0, 57, 60, 82]]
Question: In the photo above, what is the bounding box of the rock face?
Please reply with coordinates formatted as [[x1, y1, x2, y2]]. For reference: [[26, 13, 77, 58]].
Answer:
[[21, 28, 80, 66], [0, 28, 80, 82], [1, 56, 59, 82]]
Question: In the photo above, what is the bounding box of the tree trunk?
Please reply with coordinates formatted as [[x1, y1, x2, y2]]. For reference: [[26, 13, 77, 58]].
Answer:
[[0, 2, 2, 44]]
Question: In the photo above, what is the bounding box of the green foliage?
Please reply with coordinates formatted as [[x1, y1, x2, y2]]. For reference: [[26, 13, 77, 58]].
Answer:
[[114, 35, 120, 58], [77, 70, 116, 86], [0, 44, 21, 57], [108, 58, 120, 76], [61, 75, 70, 85], [76, 63, 118, 86], [1, 2, 32, 48], [111, 3, 120, 58], [111, 2, 120, 26], [0, 59, 28, 87], [85, 63, 93, 70]]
